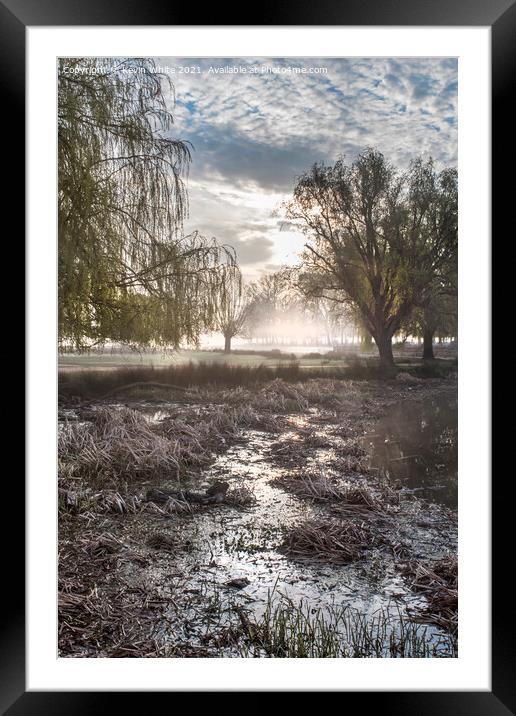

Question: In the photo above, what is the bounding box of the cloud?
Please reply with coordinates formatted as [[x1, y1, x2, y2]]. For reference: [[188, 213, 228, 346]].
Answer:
[[187, 126, 324, 193], [182, 182, 278, 268], [158, 56, 457, 278]]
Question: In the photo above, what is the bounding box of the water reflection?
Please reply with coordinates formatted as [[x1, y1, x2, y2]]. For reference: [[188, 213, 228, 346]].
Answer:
[[361, 396, 458, 508]]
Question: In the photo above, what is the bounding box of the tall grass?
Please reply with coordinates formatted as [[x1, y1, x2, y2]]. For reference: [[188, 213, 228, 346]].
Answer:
[[59, 361, 303, 398], [59, 358, 456, 399], [234, 593, 456, 658], [58, 403, 271, 490]]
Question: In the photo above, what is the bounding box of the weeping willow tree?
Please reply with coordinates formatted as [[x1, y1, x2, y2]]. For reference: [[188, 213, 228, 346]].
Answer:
[[58, 57, 233, 350]]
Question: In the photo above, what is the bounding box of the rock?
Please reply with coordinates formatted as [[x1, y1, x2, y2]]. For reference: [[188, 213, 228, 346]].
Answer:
[[225, 577, 250, 589], [205, 481, 230, 503]]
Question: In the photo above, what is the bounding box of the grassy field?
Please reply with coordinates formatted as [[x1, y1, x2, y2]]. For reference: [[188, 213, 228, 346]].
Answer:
[[59, 349, 344, 370], [59, 347, 457, 372]]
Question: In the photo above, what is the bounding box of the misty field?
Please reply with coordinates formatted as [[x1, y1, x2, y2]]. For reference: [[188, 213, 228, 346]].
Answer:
[[59, 344, 457, 371], [58, 361, 457, 658]]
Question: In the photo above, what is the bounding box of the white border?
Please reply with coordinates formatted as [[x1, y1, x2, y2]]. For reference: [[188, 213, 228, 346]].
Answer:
[[27, 26, 490, 691]]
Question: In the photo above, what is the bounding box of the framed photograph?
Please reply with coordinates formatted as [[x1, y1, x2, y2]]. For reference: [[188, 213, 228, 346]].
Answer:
[[8, 0, 508, 710]]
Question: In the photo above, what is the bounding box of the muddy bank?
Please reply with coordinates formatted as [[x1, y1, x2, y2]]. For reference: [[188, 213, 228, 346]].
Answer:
[[58, 375, 458, 658]]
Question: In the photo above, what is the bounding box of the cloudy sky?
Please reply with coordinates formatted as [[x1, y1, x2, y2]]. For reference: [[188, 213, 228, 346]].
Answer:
[[160, 57, 457, 281]]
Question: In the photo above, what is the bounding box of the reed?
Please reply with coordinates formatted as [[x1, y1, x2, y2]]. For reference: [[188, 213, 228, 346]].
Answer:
[[281, 518, 374, 564], [402, 556, 458, 635], [233, 593, 456, 658]]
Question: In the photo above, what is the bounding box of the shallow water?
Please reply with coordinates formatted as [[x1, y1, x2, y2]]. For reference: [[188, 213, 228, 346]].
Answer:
[[120, 418, 456, 656], [60, 385, 458, 657], [361, 394, 458, 508]]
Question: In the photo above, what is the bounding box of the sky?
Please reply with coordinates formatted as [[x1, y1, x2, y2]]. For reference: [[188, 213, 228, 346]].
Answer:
[[159, 57, 457, 281]]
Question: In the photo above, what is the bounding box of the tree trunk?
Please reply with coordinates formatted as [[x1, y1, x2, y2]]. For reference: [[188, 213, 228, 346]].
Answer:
[[224, 334, 232, 353], [422, 328, 435, 360], [360, 331, 373, 353], [375, 333, 395, 368]]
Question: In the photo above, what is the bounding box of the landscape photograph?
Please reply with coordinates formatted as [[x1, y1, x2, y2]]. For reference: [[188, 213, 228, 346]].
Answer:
[[58, 56, 458, 658]]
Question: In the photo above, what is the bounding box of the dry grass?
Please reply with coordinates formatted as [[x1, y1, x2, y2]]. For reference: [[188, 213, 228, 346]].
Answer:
[[144, 496, 194, 515], [281, 518, 373, 564], [301, 431, 332, 448], [58, 529, 176, 657], [59, 485, 195, 518], [332, 485, 384, 512], [402, 556, 458, 635], [59, 407, 182, 484], [88, 490, 143, 515], [157, 404, 282, 446], [272, 471, 347, 502], [330, 455, 370, 474], [396, 372, 423, 384], [213, 378, 361, 415], [336, 437, 368, 458], [58, 403, 283, 491], [251, 379, 309, 413], [145, 533, 181, 552], [224, 484, 257, 507], [59, 361, 300, 399], [268, 438, 307, 467], [326, 437, 370, 474], [273, 471, 385, 516]]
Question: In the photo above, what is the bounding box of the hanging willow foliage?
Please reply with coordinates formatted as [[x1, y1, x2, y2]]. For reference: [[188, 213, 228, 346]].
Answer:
[[58, 57, 234, 349]]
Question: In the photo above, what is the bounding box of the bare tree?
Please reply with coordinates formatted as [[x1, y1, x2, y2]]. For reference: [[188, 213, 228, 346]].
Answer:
[[244, 271, 291, 345], [291, 272, 357, 346], [215, 267, 249, 353]]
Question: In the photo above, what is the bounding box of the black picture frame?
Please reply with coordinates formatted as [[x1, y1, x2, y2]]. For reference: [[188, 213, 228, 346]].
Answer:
[[8, 0, 508, 711]]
